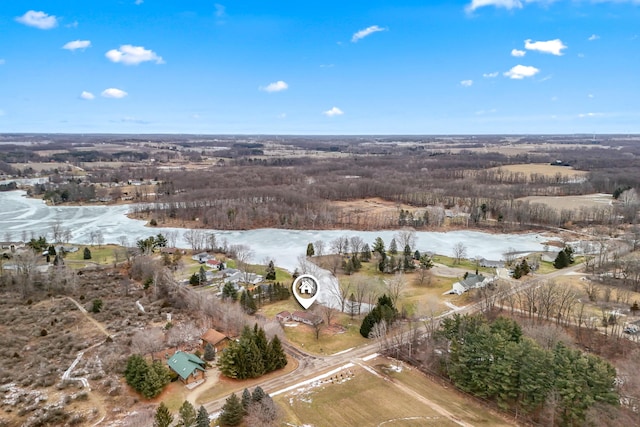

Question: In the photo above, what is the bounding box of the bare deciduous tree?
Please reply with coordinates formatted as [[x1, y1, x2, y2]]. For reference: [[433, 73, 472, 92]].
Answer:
[[384, 272, 406, 307], [452, 242, 467, 264], [395, 229, 416, 253], [313, 240, 325, 257]]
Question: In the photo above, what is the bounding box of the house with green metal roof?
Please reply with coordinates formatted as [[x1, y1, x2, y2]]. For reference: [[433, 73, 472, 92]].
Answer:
[[167, 351, 206, 384]]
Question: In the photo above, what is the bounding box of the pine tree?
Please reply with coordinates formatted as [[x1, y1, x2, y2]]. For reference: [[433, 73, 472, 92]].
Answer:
[[219, 393, 244, 426], [48, 244, 57, 256], [372, 237, 385, 255], [554, 250, 569, 269], [389, 238, 398, 255], [177, 400, 197, 427], [198, 266, 207, 284], [124, 354, 148, 392], [306, 242, 315, 257], [154, 402, 174, 427], [241, 388, 252, 411], [269, 335, 287, 370], [204, 342, 216, 362], [252, 386, 266, 402], [83, 247, 91, 259], [222, 282, 238, 300], [196, 406, 210, 427], [265, 260, 276, 280], [189, 273, 200, 286], [361, 244, 371, 261]]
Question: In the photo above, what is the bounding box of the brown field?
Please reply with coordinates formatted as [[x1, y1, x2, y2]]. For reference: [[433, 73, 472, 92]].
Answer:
[[276, 358, 514, 427], [332, 197, 422, 218], [11, 162, 85, 173], [489, 163, 589, 178], [517, 193, 613, 211]]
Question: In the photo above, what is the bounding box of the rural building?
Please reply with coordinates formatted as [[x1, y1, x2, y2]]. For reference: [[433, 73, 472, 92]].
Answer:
[[200, 328, 231, 352], [276, 311, 292, 322], [292, 311, 323, 326], [450, 274, 493, 295], [167, 351, 206, 384], [192, 252, 211, 263], [477, 258, 505, 269], [206, 258, 224, 269]]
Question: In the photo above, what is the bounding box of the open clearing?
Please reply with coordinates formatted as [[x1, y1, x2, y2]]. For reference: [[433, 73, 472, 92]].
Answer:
[[489, 163, 589, 178], [516, 193, 613, 211], [275, 358, 513, 427]]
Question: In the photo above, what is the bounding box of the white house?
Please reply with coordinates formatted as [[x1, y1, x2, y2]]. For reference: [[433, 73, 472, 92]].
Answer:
[[450, 273, 494, 295]]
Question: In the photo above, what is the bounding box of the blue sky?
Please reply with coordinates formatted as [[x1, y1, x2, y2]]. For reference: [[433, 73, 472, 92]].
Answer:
[[1, 0, 639, 135]]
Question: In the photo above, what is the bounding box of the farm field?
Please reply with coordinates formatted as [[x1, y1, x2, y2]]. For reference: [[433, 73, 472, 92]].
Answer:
[[275, 358, 514, 427], [489, 163, 589, 178], [516, 193, 613, 211]]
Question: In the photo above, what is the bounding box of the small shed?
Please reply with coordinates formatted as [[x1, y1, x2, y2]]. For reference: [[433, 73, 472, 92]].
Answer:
[[200, 328, 230, 352]]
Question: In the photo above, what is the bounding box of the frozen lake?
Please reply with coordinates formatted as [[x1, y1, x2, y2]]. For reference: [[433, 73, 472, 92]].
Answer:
[[0, 190, 553, 272]]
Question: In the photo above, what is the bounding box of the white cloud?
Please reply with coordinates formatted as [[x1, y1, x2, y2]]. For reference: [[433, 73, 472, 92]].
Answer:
[[588, 34, 600, 41], [101, 88, 128, 98], [323, 107, 344, 117], [524, 39, 567, 56], [460, 80, 473, 87], [15, 10, 58, 30], [351, 25, 387, 43], [511, 48, 526, 57], [578, 112, 603, 118], [504, 64, 540, 79], [63, 40, 91, 51], [260, 81, 288, 93], [277, 113, 287, 119], [80, 91, 95, 100], [135, 0, 144, 4], [483, 71, 499, 78], [66, 21, 78, 28], [588, 93, 594, 98], [475, 108, 497, 115], [466, 0, 523, 13], [105, 45, 164, 65]]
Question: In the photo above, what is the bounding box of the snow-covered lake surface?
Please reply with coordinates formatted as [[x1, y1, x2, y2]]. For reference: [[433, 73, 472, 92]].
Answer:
[[0, 190, 554, 272]]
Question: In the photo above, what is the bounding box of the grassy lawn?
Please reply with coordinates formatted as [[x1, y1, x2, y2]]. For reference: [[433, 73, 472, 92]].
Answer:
[[282, 313, 368, 355], [195, 356, 298, 406], [276, 365, 457, 427], [431, 255, 494, 274], [275, 360, 514, 427], [63, 244, 120, 267]]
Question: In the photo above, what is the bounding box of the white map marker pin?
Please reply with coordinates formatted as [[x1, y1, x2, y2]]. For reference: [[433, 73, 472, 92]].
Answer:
[[292, 274, 320, 310]]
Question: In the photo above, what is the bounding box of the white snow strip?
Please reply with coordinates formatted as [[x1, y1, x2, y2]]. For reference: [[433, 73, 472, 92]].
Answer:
[[271, 363, 355, 397], [332, 347, 354, 356], [362, 353, 379, 362]]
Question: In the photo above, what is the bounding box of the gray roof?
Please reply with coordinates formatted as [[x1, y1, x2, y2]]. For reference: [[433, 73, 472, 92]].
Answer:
[[459, 274, 486, 290]]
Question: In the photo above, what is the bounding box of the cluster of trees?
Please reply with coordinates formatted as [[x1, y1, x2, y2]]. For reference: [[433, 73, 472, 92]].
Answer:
[[511, 258, 531, 279], [219, 386, 279, 426], [124, 354, 172, 399], [217, 325, 287, 380], [36, 182, 96, 204], [437, 314, 618, 425], [554, 246, 575, 269], [136, 233, 168, 254], [360, 294, 398, 338], [153, 401, 210, 427], [231, 283, 291, 314]]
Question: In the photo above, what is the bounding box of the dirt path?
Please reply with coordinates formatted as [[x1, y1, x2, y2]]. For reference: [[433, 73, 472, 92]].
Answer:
[[65, 296, 111, 338], [354, 360, 474, 427], [185, 369, 221, 405]]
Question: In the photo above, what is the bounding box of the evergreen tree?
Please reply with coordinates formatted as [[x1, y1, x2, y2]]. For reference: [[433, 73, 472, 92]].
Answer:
[[403, 244, 412, 257], [83, 247, 92, 259], [372, 237, 385, 255], [252, 386, 266, 402], [269, 335, 287, 370], [124, 354, 148, 391], [154, 402, 174, 427], [198, 266, 207, 285], [189, 273, 200, 286], [414, 250, 421, 260], [177, 400, 197, 427], [306, 242, 315, 257], [420, 254, 434, 269], [219, 393, 244, 426], [389, 238, 398, 255], [222, 282, 238, 300], [265, 260, 277, 280], [241, 388, 252, 411], [48, 244, 57, 256], [195, 406, 210, 427], [360, 294, 398, 338], [554, 250, 569, 269], [204, 342, 216, 362]]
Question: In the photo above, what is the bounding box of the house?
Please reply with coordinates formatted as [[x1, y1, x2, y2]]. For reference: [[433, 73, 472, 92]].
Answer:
[[200, 329, 231, 352], [291, 311, 323, 326], [276, 311, 292, 322], [477, 258, 505, 269], [167, 351, 206, 384], [206, 258, 224, 269], [191, 252, 211, 263], [450, 273, 493, 295]]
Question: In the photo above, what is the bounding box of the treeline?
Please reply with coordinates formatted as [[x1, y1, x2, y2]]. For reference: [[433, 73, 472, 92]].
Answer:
[[436, 314, 618, 426]]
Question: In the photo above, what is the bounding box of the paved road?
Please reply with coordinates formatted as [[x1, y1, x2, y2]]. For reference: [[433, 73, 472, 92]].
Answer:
[[202, 262, 586, 415]]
